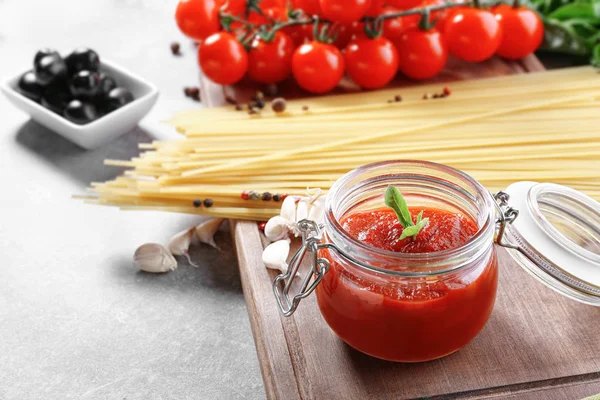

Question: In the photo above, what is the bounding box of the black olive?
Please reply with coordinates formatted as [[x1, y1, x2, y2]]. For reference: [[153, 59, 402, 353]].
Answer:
[[63, 100, 99, 125], [98, 72, 117, 96], [105, 87, 134, 112], [16, 71, 44, 102], [40, 80, 71, 114], [65, 48, 100, 74], [34, 54, 67, 85], [69, 70, 101, 98], [34, 48, 60, 66]]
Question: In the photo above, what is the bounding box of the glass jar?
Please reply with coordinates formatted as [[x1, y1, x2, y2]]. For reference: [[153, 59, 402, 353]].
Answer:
[[272, 160, 600, 363], [316, 160, 497, 362]]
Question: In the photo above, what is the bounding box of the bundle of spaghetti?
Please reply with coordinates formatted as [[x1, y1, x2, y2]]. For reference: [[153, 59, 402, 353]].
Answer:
[[82, 66, 600, 220]]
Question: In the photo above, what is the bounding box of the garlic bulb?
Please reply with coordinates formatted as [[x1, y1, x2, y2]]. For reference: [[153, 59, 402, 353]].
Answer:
[[134, 243, 178, 273], [296, 198, 309, 222], [168, 227, 197, 267], [308, 197, 325, 223], [280, 196, 296, 221], [195, 218, 225, 250], [264, 216, 291, 242], [262, 239, 290, 273]]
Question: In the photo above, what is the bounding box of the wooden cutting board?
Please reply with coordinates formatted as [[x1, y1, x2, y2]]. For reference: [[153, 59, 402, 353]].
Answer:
[[200, 55, 600, 400]]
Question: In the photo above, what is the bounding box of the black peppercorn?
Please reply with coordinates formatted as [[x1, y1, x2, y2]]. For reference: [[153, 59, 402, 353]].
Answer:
[[273, 194, 281, 202], [193, 199, 202, 208], [203, 198, 213, 208], [171, 42, 181, 56], [395, 95, 402, 102], [261, 192, 272, 201]]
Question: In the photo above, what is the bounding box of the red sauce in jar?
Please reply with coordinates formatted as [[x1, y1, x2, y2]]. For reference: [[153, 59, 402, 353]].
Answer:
[[316, 207, 498, 362]]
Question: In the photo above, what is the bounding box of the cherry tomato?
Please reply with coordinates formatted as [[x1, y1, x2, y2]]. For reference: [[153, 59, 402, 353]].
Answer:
[[291, 0, 322, 16], [366, 0, 385, 17], [493, 5, 544, 60], [319, 0, 372, 24], [344, 36, 399, 89], [219, 0, 246, 17], [175, 0, 221, 41], [198, 32, 248, 85], [297, 22, 357, 48], [382, 7, 419, 40], [261, 0, 286, 7], [292, 41, 345, 93], [386, 0, 422, 10], [248, 6, 288, 24], [394, 28, 447, 80], [445, 8, 502, 62], [248, 32, 295, 83]]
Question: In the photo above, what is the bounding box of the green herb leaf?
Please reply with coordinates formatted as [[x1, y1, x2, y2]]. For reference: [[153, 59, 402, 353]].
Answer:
[[400, 218, 430, 240], [384, 186, 413, 228], [416, 210, 424, 225]]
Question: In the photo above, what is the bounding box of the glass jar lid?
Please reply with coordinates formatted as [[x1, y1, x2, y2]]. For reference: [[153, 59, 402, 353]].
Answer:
[[499, 181, 600, 306]]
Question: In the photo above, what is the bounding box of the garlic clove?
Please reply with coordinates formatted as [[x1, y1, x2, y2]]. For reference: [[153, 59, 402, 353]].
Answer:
[[308, 197, 325, 223], [280, 195, 296, 222], [296, 198, 309, 222], [262, 238, 290, 273], [134, 243, 178, 273], [168, 227, 197, 267], [195, 218, 225, 250], [264, 216, 291, 242]]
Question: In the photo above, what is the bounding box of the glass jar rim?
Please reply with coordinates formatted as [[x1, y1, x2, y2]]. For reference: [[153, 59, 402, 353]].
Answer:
[[324, 160, 497, 276]]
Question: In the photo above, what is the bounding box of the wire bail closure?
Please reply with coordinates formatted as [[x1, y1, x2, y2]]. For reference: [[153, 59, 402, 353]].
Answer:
[[272, 220, 331, 317], [493, 191, 521, 250]]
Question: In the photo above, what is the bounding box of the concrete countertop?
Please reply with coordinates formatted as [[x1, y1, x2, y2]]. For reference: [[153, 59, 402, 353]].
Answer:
[[0, 1, 265, 399]]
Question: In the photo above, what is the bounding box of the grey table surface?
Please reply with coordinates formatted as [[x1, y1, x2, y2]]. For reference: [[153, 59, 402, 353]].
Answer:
[[0, 1, 265, 399]]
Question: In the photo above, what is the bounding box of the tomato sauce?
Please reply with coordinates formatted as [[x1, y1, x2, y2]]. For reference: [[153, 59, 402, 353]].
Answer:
[[316, 207, 498, 362]]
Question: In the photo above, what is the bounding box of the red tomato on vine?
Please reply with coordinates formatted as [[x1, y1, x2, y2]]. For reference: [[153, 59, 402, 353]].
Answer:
[[175, 0, 221, 41], [248, 32, 295, 84], [344, 36, 399, 89], [386, 0, 422, 11], [444, 8, 502, 62], [319, 0, 372, 24], [291, 0, 322, 16], [366, 0, 385, 17], [292, 41, 345, 93], [382, 7, 419, 40], [394, 28, 448, 80], [493, 5, 544, 60], [198, 32, 248, 85], [219, 0, 246, 17], [248, 6, 288, 24]]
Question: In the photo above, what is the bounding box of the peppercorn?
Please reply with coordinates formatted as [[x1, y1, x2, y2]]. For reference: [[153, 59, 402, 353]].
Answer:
[[241, 191, 249, 200], [423, 93, 431, 100], [302, 105, 309, 111], [171, 42, 181, 56], [258, 222, 266, 231], [249, 191, 260, 200], [281, 193, 289, 201], [262, 192, 272, 201], [395, 95, 402, 102], [273, 194, 281, 202], [235, 104, 243, 111], [203, 198, 213, 208], [443, 86, 451, 96], [255, 91, 265, 101], [255, 98, 265, 109], [193, 199, 202, 208], [433, 94, 441, 99], [272, 97, 287, 113], [387, 100, 393, 103]]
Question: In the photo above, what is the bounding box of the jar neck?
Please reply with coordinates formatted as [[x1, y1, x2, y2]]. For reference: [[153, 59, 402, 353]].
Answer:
[[324, 161, 496, 277]]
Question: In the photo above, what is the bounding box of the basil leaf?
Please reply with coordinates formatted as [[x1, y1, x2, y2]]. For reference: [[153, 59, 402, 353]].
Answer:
[[549, 3, 600, 22], [400, 218, 429, 240], [416, 210, 424, 225], [384, 186, 413, 228]]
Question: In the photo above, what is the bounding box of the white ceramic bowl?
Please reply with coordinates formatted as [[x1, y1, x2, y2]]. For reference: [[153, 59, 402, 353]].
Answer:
[[1, 58, 159, 149]]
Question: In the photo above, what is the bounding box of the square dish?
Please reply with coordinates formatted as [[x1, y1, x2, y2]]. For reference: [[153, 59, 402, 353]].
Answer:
[[1, 58, 159, 150]]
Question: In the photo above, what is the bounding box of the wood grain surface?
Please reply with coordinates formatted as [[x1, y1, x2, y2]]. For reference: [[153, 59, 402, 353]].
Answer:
[[218, 55, 600, 400]]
